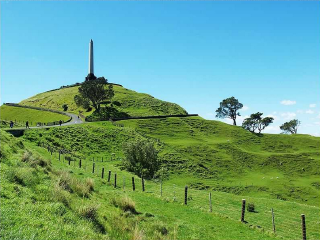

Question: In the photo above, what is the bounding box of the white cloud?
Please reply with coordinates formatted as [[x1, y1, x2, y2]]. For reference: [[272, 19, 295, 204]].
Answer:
[[263, 125, 281, 134], [306, 110, 314, 114], [280, 112, 296, 120], [314, 122, 320, 126], [242, 106, 249, 111], [281, 100, 296, 106], [297, 110, 304, 114], [309, 104, 316, 108]]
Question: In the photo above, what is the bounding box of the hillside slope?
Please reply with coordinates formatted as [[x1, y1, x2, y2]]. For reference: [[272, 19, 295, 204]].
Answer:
[[23, 117, 320, 206], [1, 129, 290, 240], [19, 85, 187, 117]]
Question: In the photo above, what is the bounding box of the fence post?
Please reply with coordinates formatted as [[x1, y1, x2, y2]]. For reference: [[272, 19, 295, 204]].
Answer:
[[241, 199, 246, 222], [184, 186, 188, 205], [59, 150, 61, 161], [209, 192, 212, 212], [271, 208, 276, 233], [114, 174, 117, 188], [132, 177, 135, 191], [102, 168, 105, 179], [79, 159, 82, 168], [142, 177, 145, 192], [160, 179, 163, 197], [102, 157, 103, 162], [108, 171, 111, 182], [92, 162, 95, 173], [68, 158, 71, 165], [301, 214, 306, 240]]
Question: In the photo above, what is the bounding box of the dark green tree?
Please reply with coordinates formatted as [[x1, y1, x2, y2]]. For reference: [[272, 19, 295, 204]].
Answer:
[[62, 104, 68, 111], [75, 77, 114, 113], [280, 119, 300, 134], [216, 97, 243, 125], [242, 112, 274, 133], [122, 139, 160, 179]]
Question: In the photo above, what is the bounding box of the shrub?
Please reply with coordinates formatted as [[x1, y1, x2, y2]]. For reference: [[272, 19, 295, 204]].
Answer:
[[123, 139, 160, 179], [62, 104, 68, 111], [247, 202, 255, 212]]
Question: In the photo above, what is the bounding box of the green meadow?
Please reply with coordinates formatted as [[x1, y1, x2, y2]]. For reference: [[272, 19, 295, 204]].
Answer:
[[0, 105, 70, 127], [1, 85, 319, 239]]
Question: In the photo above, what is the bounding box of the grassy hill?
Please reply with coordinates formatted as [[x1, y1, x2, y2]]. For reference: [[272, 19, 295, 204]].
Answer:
[[19, 84, 187, 118], [0, 105, 70, 127], [1, 129, 319, 240], [22, 117, 320, 206]]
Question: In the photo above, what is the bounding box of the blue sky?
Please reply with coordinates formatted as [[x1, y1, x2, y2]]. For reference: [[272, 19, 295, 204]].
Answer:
[[1, 1, 320, 136]]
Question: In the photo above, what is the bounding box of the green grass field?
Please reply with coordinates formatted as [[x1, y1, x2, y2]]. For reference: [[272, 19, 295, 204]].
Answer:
[[1, 84, 319, 240], [22, 117, 320, 207], [0, 105, 70, 127], [1, 129, 319, 240], [19, 85, 187, 117]]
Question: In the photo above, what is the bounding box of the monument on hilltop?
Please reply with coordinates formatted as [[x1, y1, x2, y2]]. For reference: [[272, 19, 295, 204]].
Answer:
[[86, 39, 96, 81]]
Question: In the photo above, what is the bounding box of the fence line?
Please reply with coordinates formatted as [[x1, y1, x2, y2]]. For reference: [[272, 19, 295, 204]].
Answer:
[[39, 143, 320, 240]]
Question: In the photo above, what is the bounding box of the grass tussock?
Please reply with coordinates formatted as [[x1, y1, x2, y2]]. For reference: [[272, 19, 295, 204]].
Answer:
[[57, 171, 94, 198], [112, 196, 138, 214], [52, 183, 71, 207], [21, 150, 51, 170], [132, 225, 145, 240], [78, 204, 106, 234]]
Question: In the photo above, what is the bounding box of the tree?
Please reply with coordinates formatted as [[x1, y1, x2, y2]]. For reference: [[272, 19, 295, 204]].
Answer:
[[216, 97, 243, 125], [76, 77, 114, 113], [122, 139, 160, 179], [74, 95, 91, 111], [280, 119, 300, 134], [62, 104, 68, 111], [242, 112, 274, 133]]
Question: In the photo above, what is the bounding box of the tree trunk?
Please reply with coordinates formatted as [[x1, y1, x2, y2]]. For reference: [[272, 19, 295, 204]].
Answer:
[[232, 118, 237, 126]]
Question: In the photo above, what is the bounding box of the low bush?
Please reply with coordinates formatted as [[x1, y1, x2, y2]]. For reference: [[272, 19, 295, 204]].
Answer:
[[247, 202, 255, 212]]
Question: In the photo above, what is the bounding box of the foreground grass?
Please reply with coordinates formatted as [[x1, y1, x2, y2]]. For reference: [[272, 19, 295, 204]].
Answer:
[[1, 130, 283, 240], [0, 105, 70, 127]]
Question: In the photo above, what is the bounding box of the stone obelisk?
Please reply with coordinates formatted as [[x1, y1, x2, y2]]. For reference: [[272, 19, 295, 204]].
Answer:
[[89, 39, 94, 74]]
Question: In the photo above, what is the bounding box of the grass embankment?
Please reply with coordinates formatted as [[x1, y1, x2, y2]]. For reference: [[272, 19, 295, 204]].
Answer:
[[1, 129, 284, 240], [24, 118, 320, 207], [19, 85, 187, 117], [0, 105, 70, 127]]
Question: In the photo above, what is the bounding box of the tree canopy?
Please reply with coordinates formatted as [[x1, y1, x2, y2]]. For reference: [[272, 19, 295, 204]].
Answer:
[[242, 112, 274, 133], [122, 139, 160, 179], [74, 77, 114, 113], [280, 119, 300, 134], [216, 97, 243, 125]]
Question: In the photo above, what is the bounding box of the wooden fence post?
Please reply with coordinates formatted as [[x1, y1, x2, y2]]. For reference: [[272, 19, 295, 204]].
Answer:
[[142, 177, 145, 192], [301, 214, 306, 240], [114, 174, 117, 188], [79, 159, 82, 168], [271, 208, 276, 233], [241, 199, 246, 222], [68, 158, 71, 165], [184, 186, 188, 205], [102, 157, 103, 162], [132, 177, 135, 191], [92, 162, 95, 173], [160, 179, 163, 197], [108, 171, 111, 182], [59, 150, 61, 161], [102, 168, 105, 179], [209, 192, 212, 212]]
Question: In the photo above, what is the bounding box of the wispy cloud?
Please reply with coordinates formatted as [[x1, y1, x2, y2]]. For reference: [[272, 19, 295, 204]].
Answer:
[[309, 104, 316, 108], [280, 112, 296, 120], [281, 100, 296, 106], [242, 106, 249, 111], [306, 110, 314, 114]]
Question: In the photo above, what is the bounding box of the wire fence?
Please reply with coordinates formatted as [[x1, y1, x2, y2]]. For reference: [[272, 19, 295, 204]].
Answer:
[[41, 143, 320, 240]]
